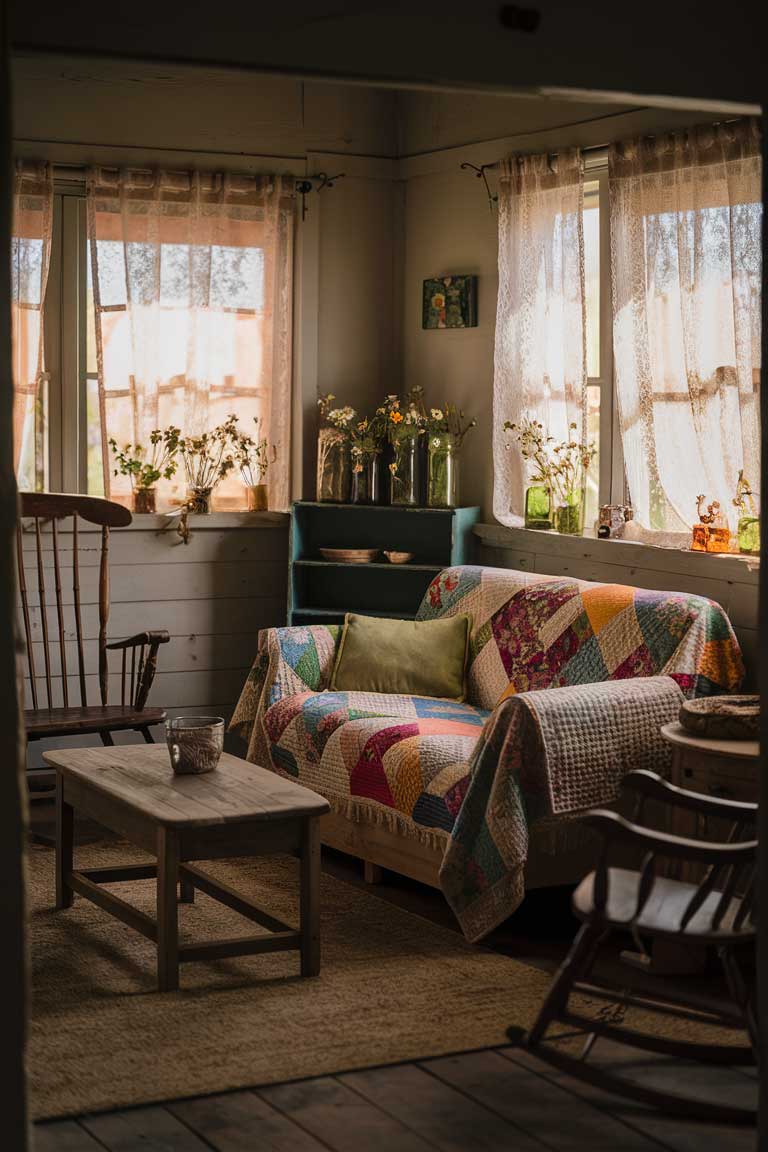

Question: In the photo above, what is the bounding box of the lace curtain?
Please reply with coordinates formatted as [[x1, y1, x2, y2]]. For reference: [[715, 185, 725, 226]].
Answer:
[[12, 160, 53, 485], [609, 120, 762, 536], [493, 149, 587, 527], [87, 168, 295, 510]]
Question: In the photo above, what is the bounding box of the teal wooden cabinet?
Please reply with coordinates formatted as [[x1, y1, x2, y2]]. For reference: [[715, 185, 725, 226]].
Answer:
[[288, 502, 480, 625]]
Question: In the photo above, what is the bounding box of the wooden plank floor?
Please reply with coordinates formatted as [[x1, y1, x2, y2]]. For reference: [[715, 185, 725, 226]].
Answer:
[[34, 1043, 757, 1152], [29, 811, 757, 1152]]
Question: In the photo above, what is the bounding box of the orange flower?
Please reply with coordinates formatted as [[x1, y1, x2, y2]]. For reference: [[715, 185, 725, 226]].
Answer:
[[390, 411, 404, 424]]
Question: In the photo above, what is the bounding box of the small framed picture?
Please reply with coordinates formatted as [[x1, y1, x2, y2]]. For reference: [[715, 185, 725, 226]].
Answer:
[[422, 275, 478, 329]]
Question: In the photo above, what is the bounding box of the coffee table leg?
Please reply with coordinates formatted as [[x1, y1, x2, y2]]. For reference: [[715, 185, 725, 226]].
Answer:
[[300, 817, 321, 977], [157, 827, 179, 991], [55, 772, 74, 910]]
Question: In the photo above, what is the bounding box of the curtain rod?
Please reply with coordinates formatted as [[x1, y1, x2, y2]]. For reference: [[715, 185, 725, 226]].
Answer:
[[45, 161, 346, 217], [467, 113, 748, 177], [478, 143, 609, 174], [460, 113, 750, 209]]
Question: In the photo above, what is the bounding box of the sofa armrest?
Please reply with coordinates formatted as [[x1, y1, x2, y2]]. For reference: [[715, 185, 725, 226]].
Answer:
[[230, 624, 342, 753], [263, 624, 343, 702]]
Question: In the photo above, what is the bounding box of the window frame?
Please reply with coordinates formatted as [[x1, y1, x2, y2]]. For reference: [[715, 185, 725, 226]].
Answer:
[[44, 183, 90, 493], [43, 179, 282, 499], [583, 156, 626, 517]]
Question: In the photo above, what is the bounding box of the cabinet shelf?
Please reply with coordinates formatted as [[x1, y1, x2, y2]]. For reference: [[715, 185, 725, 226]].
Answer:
[[288, 502, 479, 625], [292, 606, 417, 620], [293, 559, 443, 573]]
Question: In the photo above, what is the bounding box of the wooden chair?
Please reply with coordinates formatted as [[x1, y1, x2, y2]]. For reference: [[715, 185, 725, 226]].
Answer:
[[518, 769, 757, 1123], [17, 493, 169, 753]]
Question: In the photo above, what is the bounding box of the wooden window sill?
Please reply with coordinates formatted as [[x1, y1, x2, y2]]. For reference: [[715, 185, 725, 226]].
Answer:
[[475, 523, 760, 585]]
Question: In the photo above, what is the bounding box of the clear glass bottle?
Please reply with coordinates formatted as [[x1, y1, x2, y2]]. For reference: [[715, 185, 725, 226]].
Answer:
[[350, 451, 381, 505], [390, 429, 421, 506], [317, 428, 350, 502]]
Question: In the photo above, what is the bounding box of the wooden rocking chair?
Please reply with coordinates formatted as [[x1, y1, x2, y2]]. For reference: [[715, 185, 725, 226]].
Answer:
[[518, 769, 757, 1123], [18, 494, 170, 765]]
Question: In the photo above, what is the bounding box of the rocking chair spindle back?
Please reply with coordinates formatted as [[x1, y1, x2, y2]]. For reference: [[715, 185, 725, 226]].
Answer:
[[17, 493, 170, 747]]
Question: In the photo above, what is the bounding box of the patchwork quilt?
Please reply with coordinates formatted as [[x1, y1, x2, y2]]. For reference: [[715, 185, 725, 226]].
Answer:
[[230, 565, 744, 939]]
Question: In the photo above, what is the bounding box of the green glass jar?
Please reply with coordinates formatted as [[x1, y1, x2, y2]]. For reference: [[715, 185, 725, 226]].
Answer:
[[737, 515, 760, 556], [427, 433, 458, 508], [316, 428, 350, 502], [524, 485, 552, 530], [553, 491, 584, 535]]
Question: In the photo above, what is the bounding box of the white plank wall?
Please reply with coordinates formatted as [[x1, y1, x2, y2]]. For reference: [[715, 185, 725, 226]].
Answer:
[[19, 514, 289, 771], [476, 524, 760, 689]]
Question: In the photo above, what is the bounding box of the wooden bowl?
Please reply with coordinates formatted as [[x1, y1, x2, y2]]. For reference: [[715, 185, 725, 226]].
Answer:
[[319, 547, 379, 564], [383, 551, 414, 564], [679, 695, 760, 740]]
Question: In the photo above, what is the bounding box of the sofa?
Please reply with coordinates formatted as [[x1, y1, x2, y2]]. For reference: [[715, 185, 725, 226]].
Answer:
[[231, 565, 743, 939]]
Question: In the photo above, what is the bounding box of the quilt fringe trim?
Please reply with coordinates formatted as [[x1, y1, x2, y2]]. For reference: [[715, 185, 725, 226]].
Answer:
[[325, 793, 449, 855]]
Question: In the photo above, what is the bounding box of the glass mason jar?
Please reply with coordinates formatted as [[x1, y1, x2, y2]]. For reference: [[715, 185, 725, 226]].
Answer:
[[245, 483, 268, 511], [427, 433, 459, 508], [132, 487, 156, 514], [188, 486, 213, 514], [524, 485, 552, 530], [317, 427, 350, 502], [350, 450, 381, 505], [737, 515, 760, 555], [553, 491, 584, 535], [390, 428, 421, 506]]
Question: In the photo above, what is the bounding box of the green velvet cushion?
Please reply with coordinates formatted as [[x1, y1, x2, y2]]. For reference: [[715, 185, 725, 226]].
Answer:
[[330, 612, 471, 701]]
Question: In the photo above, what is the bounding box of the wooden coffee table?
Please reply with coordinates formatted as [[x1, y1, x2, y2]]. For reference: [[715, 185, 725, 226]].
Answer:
[[43, 745, 330, 991]]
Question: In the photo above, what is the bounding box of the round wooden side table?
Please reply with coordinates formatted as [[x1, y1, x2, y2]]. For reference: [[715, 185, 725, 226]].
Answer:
[[660, 722, 759, 807]]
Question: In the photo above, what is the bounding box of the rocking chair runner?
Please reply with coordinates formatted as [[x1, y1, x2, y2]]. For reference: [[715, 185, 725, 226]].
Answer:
[[18, 493, 169, 751], [521, 769, 757, 1123]]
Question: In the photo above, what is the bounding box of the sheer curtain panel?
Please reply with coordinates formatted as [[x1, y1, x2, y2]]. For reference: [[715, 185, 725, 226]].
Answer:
[[12, 161, 53, 487], [493, 149, 587, 527], [87, 168, 295, 510], [609, 120, 762, 536]]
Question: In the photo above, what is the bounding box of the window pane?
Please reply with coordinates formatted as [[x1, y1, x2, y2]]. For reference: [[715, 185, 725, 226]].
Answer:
[[88, 233, 268, 507], [16, 375, 49, 492], [86, 249, 97, 375], [585, 383, 600, 533], [86, 376, 104, 496], [583, 181, 600, 379]]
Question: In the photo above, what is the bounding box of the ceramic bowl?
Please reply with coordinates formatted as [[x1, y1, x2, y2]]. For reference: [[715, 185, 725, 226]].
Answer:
[[383, 550, 414, 564], [319, 547, 379, 564]]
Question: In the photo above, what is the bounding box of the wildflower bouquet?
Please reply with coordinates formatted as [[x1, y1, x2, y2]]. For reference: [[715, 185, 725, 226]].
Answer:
[[317, 393, 355, 502], [179, 422, 236, 513], [226, 415, 276, 487], [109, 427, 181, 491], [424, 403, 476, 508], [108, 426, 181, 512], [505, 416, 595, 534]]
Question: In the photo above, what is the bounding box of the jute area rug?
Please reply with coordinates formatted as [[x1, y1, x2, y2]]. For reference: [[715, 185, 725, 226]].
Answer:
[[29, 840, 737, 1121]]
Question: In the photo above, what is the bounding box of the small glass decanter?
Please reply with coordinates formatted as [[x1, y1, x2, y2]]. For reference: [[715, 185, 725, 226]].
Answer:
[[732, 470, 760, 556]]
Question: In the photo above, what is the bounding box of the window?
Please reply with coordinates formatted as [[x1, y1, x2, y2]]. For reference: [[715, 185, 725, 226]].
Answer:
[[609, 122, 761, 539], [19, 168, 295, 512]]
